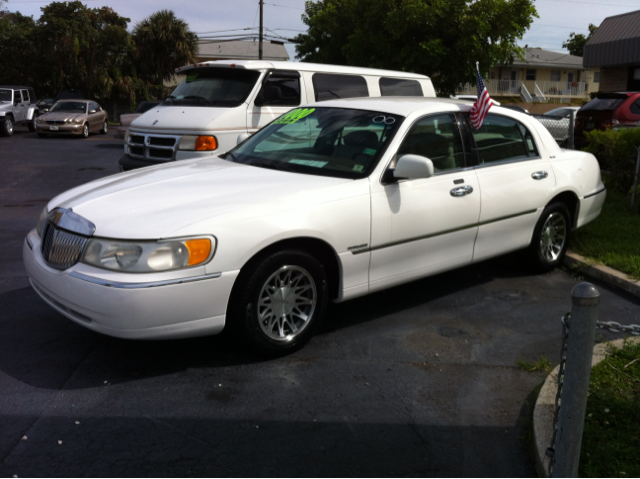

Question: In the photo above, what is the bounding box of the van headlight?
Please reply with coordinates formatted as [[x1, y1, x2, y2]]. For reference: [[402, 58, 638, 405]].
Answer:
[[82, 236, 215, 272]]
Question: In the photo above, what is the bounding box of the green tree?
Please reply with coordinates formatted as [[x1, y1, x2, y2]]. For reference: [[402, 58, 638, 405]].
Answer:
[[132, 10, 198, 86], [294, 0, 537, 95], [36, 1, 134, 99], [0, 12, 40, 87], [562, 23, 598, 57]]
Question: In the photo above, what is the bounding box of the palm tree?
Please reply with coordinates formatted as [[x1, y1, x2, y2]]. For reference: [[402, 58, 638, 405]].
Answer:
[[132, 10, 197, 85]]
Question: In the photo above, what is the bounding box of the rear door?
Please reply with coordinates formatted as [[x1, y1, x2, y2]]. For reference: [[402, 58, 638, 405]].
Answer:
[[466, 113, 556, 262], [247, 70, 304, 134]]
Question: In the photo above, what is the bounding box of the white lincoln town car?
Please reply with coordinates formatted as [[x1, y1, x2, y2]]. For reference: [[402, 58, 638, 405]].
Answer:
[[24, 98, 606, 355]]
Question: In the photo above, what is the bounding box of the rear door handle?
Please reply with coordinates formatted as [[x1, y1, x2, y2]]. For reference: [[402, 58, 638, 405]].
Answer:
[[450, 185, 473, 197], [531, 171, 548, 180]]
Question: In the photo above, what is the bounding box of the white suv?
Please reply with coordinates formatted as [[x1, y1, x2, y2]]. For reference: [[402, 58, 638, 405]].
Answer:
[[0, 86, 39, 136]]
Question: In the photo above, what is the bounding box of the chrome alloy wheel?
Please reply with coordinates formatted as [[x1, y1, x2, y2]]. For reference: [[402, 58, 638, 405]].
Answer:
[[257, 265, 317, 341], [5, 117, 14, 135], [539, 212, 566, 262]]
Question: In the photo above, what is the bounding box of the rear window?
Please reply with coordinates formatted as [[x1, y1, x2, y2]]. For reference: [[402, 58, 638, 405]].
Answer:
[[581, 98, 625, 111], [379, 78, 423, 97], [312, 73, 369, 101]]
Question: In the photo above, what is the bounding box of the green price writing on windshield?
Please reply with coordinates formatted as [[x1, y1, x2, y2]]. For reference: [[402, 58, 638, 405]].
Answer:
[[186, 74, 199, 82], [274, 108, 315, 124]]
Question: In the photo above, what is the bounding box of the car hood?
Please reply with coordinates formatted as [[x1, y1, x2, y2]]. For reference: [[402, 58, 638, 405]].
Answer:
[[50, 157, 353, 239], [42, 112, 86, 122], [130, 106, 240, 132], [0, 102, 13, 112]]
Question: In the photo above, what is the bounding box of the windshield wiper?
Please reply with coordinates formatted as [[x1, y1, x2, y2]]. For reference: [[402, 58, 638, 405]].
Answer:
[[182, 95, 213, 105], [225, 151, 239, 163], [249, 161, 294, 172]]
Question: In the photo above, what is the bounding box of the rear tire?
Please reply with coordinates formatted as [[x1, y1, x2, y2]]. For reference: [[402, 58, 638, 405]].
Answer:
[[1, 116, 14, 136], [100, 120, 108, 134], [28, 115, 37, 132], [227, 249, 328, 356], [527, 202, 570, 273]]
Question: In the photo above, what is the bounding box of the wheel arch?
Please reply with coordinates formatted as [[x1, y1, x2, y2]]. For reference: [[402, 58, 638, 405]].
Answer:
[[547, 190, 580, 229], [232, 236, 342, 301]]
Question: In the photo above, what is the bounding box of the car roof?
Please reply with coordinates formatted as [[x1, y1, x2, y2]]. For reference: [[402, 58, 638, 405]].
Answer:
[[303, 96, 538, 123], [175, 60, 430, 80], [0, 85, 32, 90], [55, 99, 92, 103]]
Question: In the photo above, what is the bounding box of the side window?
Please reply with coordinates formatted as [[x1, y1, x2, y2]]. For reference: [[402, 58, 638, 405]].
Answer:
[[630, 99, 640, 116], [21, 90, 29, 103], [397, 114, 465, 173], [379, 78, 423, 97], [255, 72, 301, 107], [470, 114, 538, 164], [89, 102, 98, 112], [312, 73, 368, 101], [14, 91, 22, 103]]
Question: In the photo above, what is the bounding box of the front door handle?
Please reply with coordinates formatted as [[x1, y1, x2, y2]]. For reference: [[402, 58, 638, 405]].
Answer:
[[531, 171, 548, 180], [450, 185, 473, 197]]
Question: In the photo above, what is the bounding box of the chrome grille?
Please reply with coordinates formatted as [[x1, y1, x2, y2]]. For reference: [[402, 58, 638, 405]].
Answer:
[[126, 132, 181, 162], [46, 120, 66, 125], [41, 222, 88, 270]]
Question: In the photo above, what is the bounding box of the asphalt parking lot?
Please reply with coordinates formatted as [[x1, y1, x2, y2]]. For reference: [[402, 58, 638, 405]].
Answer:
[[1, 126, 639, 477]]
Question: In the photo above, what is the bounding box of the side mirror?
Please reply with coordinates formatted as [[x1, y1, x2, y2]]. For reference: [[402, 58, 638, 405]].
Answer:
[[394, 154, 435, 180], [237, 132, 251, 144], [89, 109, 97, 114]]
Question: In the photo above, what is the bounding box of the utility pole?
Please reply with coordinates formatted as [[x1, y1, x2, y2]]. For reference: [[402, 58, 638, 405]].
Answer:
[[259, 0, 264, 60]]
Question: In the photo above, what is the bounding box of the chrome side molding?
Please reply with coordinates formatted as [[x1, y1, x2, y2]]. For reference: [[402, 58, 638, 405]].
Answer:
[[69, 271, 222, 289]]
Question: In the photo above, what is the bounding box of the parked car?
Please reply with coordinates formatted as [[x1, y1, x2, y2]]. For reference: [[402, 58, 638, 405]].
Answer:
[[120, 60, 437, 171], [575, 92, 640, 148], [544, 106, 581, 118], [116, 101, 161, 139], [35, 100, 108, 138], [36, 98, 56, 113], [0, 85, 39, 136], [534, 106, 581, 147], [24, 98, 605, 355]]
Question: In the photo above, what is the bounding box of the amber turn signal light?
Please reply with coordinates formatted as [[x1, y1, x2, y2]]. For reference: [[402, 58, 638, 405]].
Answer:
[[185, 239, 212, 266], [195, 136, 217, 151]]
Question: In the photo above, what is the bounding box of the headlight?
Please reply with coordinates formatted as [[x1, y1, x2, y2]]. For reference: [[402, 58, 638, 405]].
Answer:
[[66, 119, 73, 123], [178, 135, 218, 151], [74, 118, 82, 124], [36, 206, 48, 237], [81, 236, 215, 272], [36, 117, 44, 124]]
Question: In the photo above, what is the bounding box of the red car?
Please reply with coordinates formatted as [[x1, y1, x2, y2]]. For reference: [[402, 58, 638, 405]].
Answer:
[[575, 92, 640, 148]]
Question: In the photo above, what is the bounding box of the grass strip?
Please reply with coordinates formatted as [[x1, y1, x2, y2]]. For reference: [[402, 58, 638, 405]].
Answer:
[[579, 340, 640, 478], [571, 189, 640, 281]]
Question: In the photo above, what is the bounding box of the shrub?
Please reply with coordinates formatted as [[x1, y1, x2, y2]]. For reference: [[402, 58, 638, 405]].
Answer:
[[584, 128, 640, 195]]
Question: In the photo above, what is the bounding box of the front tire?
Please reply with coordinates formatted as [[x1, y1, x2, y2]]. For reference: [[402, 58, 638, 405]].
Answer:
[[528, 202, 570, 273], [228, 250, 328, 356], [100, 120, 108, 134], [1, 116, 14, 136], [81, 123, 89, 138]]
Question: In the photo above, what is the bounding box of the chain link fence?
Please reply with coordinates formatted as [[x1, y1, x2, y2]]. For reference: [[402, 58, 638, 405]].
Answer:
[[533, 111, 575, 150], [545, 284, 640, 477]]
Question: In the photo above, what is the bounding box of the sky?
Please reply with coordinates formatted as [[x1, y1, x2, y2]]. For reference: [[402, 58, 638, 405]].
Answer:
[[4, 0, 640, 60]]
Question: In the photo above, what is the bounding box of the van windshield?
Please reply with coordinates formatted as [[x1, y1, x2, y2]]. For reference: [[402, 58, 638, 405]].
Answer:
[[0, 89, 12, 102], [223, 107, 404, 179], [166, 68, 261, 108]]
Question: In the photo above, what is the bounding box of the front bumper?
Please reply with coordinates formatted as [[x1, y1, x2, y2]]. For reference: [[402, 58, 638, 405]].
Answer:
[[23, 229, 238, 340], [37, 124, 84, 135]]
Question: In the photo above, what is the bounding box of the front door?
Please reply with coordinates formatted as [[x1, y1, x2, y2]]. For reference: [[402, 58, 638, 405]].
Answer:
[[369, 113, 481, 292], [466, 113, 556, 262], [13, 91, 26, 122], [247, 70, 305, 134]]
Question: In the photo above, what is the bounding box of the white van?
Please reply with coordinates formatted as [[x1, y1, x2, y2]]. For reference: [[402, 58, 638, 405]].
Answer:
[[119, 60, 435, 170]]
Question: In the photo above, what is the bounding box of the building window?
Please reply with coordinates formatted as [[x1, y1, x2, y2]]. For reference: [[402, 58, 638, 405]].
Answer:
[[526, 69, 536, 81], [594, 72, 601, 83], [550, 70, 561, 82]]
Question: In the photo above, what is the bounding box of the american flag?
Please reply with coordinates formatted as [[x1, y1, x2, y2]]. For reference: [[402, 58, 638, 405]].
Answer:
[[469, 66, 494, 129]]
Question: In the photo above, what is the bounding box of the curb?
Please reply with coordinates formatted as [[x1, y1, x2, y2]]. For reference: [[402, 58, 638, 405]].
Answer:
[[532, 337, 640, 477], [564, 251, 640, 299]]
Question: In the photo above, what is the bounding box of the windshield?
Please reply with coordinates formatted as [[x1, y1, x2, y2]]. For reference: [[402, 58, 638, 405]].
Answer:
[[135, 101, 160, 113], [167, 68, 261, 107], [581, 98, 625, 112], [0, 89, 12, 102], [50, 101, 87, 113], [224, 107, 404, 179]]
